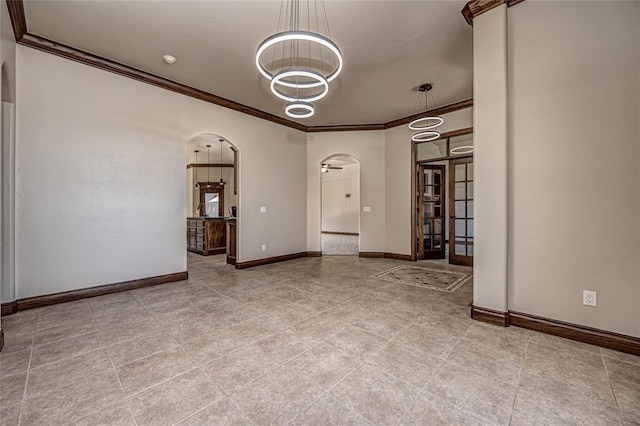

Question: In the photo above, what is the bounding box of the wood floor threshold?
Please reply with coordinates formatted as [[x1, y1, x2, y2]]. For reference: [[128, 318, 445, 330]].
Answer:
[[321, 231, 359, 236], [235, 252, 309, 269], [509, 310, 640, 356], [0, 271, 188, 315]]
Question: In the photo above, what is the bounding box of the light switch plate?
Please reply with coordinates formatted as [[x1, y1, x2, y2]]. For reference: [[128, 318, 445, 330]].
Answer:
[[260, 206, 267, 213], [363, 206, 371, 212]]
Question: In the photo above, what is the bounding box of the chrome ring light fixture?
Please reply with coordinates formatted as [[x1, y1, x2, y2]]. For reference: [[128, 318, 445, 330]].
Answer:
[[270, 69, 329, 103], [285, 102, 315, 118], [256, 32, 343, 88], [408, 83, 443, 142], [450, 145, 474, 155], [412, 131, 441, 142], [408, 116, 444, 131], [256, 0, 343, 119]]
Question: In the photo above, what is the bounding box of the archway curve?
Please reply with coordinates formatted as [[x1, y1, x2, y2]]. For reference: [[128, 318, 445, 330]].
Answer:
[[320, 153, 361, 256]]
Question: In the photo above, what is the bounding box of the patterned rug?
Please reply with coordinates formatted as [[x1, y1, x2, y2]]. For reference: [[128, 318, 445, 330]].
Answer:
[[373, 265, 472, 293]]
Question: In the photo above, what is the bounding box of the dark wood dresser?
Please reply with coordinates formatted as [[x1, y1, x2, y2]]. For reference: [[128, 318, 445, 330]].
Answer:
[[187, 217, 227, 255]]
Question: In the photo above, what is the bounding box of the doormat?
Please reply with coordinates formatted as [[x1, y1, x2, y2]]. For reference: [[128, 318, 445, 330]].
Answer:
[[373, 265, 472, 293]]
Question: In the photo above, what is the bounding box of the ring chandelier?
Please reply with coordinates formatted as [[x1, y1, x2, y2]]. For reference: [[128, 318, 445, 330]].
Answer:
[[285, 102, 315, 119], [408, 83, 444, 142], [450, 145, 474, 154], [256, 0, 343, 119]]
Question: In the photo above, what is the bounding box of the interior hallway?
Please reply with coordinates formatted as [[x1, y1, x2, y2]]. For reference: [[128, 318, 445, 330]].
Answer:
[[0, 255, 638, 425]]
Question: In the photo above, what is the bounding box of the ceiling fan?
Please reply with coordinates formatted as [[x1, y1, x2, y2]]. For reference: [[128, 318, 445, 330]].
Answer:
[[321, 163, 343, 173]]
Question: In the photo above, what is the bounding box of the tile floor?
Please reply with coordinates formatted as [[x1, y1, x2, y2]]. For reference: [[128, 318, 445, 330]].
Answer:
[[0, 254, 638, 425]]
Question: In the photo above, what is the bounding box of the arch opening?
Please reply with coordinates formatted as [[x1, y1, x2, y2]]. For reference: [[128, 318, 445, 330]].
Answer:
[[320, 154, 360, 256]]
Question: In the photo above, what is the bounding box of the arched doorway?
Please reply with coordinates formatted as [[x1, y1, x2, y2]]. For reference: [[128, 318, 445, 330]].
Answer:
[[320, 154, 360, 255], [185, 133, 239, 265]]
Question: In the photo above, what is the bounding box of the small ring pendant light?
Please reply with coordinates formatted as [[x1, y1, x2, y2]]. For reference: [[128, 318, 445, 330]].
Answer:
[[408, 83, 443, 142]]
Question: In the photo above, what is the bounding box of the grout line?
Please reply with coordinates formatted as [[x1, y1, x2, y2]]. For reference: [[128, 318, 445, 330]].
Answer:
[[123, 366, 202, 400], [99, 332, 140, 426], [167, 377, 230, 426], [601, 353, 625, 426], [507, 331, 530, 425], [16, 313, 38, 426]]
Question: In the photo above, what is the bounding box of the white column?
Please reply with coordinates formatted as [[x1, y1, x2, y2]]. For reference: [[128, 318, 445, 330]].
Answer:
[[472, 5, 508, 313]]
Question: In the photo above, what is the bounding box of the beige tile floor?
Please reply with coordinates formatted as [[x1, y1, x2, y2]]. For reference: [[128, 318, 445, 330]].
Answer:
[[1, 254, 638, 425]]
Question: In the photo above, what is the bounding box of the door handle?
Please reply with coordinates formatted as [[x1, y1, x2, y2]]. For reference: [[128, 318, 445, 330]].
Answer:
[[450, 215, 456, 219]]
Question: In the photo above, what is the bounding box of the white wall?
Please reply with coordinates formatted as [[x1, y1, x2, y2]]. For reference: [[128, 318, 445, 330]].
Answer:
[[507, 1, 640, 336], [16, 46, 307, 299], [383, 108, 472, 256], [321, 163, 360, 234], [308, 131, 385, 253]]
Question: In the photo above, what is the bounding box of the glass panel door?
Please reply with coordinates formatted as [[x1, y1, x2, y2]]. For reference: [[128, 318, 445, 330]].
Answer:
[[417, 165, 445, 259], [449, 158, 473, 266]]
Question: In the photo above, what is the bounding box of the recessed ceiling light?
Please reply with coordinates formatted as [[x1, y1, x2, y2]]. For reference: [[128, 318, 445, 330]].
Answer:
[[163, 55, 176, 65]]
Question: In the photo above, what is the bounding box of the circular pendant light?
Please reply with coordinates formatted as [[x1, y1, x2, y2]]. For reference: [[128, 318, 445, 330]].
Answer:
[[408, 116, 444, 131], [450, 145, 474, 154], [256, 31, 343, 88], [255, 2, 343, 119], [285, 102, 315, 118], [270, 69, 329, 103], [408, 83, 444, 139], [411, 131, 441, 142]]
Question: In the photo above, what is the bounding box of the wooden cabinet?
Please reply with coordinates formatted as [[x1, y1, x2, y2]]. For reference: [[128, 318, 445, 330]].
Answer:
[[186, 218, 226, 255], [226, 218, 237, 265]]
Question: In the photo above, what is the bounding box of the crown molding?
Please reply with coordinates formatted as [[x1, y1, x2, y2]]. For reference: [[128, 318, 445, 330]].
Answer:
[[6, 0, 473, 133], [307, 123, 386, 133], [461, 0, 525, 26], [5, 0, 26, 41], [308, 99, 473, 133]]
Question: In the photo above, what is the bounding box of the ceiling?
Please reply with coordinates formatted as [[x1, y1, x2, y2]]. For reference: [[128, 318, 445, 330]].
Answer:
[[23, 1, 473, 127], [187, 134, 234, 164]]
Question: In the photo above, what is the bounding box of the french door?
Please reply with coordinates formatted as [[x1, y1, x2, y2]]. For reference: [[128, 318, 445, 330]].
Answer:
[[417, 165, 445, 259], [449, 158, 474, 266]]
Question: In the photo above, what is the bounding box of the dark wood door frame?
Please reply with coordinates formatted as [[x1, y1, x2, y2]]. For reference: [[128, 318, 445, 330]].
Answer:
[[448, 157, 474, 267], [417, 165, 446, 260]]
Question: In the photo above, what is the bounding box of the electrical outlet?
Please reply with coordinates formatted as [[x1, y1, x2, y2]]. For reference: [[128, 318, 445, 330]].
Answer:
[[261, 244, 267, 252], [260, 206, 267, 213], [583, 290, 597, 307]]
